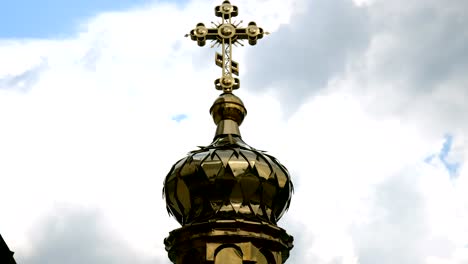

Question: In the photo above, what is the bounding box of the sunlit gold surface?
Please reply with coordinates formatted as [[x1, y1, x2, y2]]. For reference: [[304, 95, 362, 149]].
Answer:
[[163, 134, 293, 226], [164, 1, 293, 263], [186, 0, 268, 92], [219, 24, 236, 38], [165, 220, 294, 264], [210, 93, 246, 126]]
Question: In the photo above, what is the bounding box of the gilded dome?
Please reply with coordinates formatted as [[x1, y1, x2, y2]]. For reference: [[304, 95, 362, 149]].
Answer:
[[163, 93, 293, 226], [163, 135, 293, 225]]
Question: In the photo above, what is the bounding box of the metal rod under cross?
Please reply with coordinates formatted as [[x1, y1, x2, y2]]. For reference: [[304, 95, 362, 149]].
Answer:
[[186, 0, 269, 93]]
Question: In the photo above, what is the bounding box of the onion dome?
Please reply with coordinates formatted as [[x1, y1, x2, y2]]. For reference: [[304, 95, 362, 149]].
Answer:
[[163, 93, 293, 225]]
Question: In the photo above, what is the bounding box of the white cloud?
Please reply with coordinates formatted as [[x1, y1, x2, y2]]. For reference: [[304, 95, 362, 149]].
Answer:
[[1, 0, 467, 263]]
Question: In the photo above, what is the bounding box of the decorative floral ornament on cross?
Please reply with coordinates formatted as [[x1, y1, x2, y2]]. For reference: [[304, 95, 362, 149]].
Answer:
[[185, 0, 268, 93]]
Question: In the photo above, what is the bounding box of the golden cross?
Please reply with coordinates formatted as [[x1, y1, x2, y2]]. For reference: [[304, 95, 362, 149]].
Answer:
[[186, 0, 268, 93]]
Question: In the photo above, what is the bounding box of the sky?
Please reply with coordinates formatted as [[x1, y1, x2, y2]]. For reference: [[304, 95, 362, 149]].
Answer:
[[0, 0, 165, 38], [0, 0, 467, 263]]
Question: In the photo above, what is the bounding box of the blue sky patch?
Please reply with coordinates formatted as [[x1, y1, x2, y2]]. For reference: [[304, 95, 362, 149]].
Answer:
[[0, 0, 185, 38], [439, 134, 460, 177], [171, 114, 188, 122], [425, 134, 460, 178]]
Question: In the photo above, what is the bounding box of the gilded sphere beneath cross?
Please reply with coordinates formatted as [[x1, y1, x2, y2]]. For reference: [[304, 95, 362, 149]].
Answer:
[[221, 76, 234, 86]]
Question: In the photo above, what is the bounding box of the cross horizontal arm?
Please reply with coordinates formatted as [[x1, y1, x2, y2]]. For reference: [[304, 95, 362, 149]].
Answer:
[[188, 22, 267, 47]]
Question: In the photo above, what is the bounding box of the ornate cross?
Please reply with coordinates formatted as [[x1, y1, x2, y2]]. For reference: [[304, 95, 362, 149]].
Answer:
[[186, 0, 268, 93]]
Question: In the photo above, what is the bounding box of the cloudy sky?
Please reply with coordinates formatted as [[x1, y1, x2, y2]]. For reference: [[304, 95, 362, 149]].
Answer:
[[1, 0, 467, 263]]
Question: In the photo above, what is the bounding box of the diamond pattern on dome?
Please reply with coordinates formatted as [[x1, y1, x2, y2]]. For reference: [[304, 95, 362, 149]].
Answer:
[[274, 187, 292, 220], [230, 181, 243, 204], [201, 159, 223, 180], [165, 168, 178, 184], [228, 159, 249, 177], [249, 203, 260, 215], [265, 207, 272, 221], [238, 204, 251, 214], [190, 195, 204, 219], [214, 165, 226, 181], [240, 150, 257, 168], [216, 149, 234, 167], [239, 174, 260, 201], [256, 205, 264, 217], [217, 164, 236, 181], [164, 135, 293, 226], [180, 159, 198, 176], [275, 168, 288, 188], [192, 152, 209, 162], [220, 203, 235, 212], [173, 158, 187, 172], [262, 181, 276, 209], [255, 159, 271, 180], [249, 183, 262, 204], [176, 179, 191, 214], [182, 166, 209, 187], [274, 202, 288, 220], [210, 200, 223, 213], [165, 178, 181, 216], [232, 147, 241, 157], [214, 166, 237, 206], [231, 201, 242, 213]]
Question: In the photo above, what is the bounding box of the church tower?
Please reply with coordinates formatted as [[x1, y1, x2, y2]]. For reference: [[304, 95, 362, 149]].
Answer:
[[163, 1, 294, 263]]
